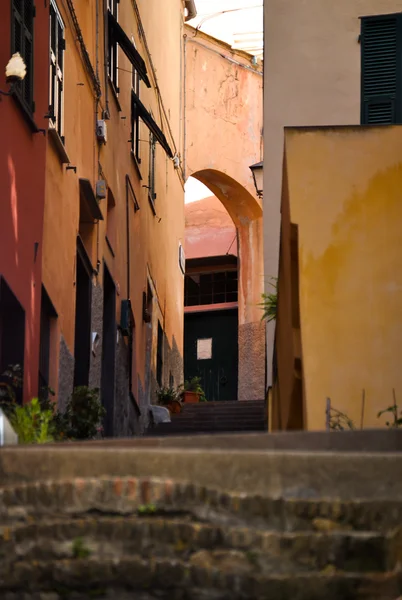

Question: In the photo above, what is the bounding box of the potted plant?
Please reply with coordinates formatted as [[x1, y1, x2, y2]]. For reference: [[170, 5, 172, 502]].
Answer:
[[179, 377, 207, 404], [156, 386, 182, 414]]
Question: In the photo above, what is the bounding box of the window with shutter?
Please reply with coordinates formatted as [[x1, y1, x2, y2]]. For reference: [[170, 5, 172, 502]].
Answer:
[[48, 0, 65, 139], [131, 39, 141, 163], [11, 0, 35, 113], [361, 13, 402, 124], [148, 132, 156, 209], [107, 0, 119, 91]]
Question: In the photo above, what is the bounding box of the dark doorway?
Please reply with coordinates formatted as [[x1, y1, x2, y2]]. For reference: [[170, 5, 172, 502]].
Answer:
[[101, 264, 116, 437], [73, 246, 92, 387], [0, 277, 25, 404], [38, 286, 57, 397], [184, 308, 238, 401]]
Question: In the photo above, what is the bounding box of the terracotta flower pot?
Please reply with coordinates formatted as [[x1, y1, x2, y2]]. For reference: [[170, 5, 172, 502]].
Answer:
[[166, 400, 182, 414], [183, 391, 200, 404]]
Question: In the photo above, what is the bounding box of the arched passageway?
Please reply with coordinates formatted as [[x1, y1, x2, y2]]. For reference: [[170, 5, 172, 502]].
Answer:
[[184, 170, 265, 401], [183, 25, 264, 401]]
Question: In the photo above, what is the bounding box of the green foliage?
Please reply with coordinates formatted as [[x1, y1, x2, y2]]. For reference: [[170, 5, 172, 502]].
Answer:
[[10, 398, 54, 444], [138, 503, 157, 515], [259, 278, 278, 322], [0, 364, 23, 419], [63, 387, 105, 440], [156, 386, 180, 405], [378, 392, 402, 428], [329, 407, 355, 431], [1, 373, 104, 443], [72, 537, 91, 559], [179, 376, 207, 402]]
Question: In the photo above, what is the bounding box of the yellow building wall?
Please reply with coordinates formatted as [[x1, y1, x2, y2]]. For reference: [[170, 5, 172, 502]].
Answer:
[[43, 0, 185, 414], [284, 125, 402, 430], [263, 0, 402, 386]]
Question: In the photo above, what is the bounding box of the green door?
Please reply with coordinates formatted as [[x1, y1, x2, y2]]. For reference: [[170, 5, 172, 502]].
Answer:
[[184, 308, 238, 401]]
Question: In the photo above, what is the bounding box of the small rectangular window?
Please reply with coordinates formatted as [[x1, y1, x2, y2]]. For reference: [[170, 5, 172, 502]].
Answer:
[[11, 0, 35, 113], [107, 0, 119, 91], [49, 0, 65, 139], [156, 322, 163, 387], [148, 132, 156, 208]]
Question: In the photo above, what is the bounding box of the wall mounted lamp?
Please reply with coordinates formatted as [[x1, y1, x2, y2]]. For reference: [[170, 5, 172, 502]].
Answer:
[[0, 53, 27, 96], [249, 161, 263, 198]]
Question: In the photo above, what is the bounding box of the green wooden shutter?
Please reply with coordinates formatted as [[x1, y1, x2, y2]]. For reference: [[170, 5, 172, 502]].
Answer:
[[361, 14, 401, 124]]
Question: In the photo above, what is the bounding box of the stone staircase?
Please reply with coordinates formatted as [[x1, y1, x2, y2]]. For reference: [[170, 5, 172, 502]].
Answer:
[[0, 437, 401, 598], [149, 399, 267, 436], [0, 475, 401, 599]]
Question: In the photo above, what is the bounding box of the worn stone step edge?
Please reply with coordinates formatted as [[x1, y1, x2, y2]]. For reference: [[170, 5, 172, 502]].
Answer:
[[1, 516, 398, 574], [0, 556, 401, 600], [1, 477, 402, 533]]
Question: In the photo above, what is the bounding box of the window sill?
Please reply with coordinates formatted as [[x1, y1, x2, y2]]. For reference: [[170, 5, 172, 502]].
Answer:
[[11, 92, 40, 133], [130, 151, 143, 180], [105, 235, 115, 257], [108, 77, 122, 112], [148, 192, 156, 215], [48, 127, 70, 164]]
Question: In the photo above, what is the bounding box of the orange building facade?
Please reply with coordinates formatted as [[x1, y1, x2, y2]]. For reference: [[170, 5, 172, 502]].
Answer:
[[1, 0, 192, 435]]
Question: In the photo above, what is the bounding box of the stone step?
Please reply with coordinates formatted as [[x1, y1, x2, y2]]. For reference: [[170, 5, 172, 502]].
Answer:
[[2, 447, 402, 502], [0, 516, 399, 574], [0, 555, 400, 599], [1, 477, 402, 534]]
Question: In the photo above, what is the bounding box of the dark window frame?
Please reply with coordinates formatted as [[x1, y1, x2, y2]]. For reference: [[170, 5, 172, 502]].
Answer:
[[107, 0, 119, 92], [11, 0, 35, 114], [148, 131, 156, 211], [49, 0, 65, 140], [361, 13, 402, 124], [131, 58, 141, 163], [184, 269, 239, 307]]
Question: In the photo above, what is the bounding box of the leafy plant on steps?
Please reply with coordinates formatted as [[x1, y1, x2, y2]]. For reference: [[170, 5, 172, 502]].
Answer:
[[10, 397, 54, 444], [378, 390, 402, 428], [259, 277, 278, 322], [178, 376, 207, 402], [156, 386, 180, 406]]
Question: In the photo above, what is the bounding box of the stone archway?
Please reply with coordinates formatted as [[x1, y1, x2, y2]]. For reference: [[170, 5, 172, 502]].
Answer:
[[184, 26, 264, 400], [187, 169, 265, 401]]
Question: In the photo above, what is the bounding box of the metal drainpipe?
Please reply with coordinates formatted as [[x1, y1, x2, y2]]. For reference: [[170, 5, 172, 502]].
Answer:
[[185, 0, 197, 21]]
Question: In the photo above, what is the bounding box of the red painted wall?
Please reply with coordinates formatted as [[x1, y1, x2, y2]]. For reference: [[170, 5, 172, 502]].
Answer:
[[0, 2, 49, 401]]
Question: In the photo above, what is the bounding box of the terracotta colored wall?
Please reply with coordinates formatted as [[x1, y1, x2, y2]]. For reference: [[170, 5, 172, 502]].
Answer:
[[280, 125, 402, 430], [185, 196, 237, 260], [42, 0, 185, 419], [184, 27, 265, 400], [0, 2, 49, 401], [263, 0, 402, 383]]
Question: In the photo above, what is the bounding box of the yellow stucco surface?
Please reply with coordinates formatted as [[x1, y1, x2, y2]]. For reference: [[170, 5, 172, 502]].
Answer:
[[285, 125, 402, 430]]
